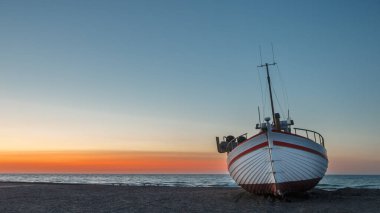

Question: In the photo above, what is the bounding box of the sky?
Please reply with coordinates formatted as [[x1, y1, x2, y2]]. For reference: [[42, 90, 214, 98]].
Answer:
[[0, 0, 379, 174]]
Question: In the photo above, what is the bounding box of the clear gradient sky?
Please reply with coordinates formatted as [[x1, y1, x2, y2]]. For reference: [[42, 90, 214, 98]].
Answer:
[[0, 0, 379, 174]]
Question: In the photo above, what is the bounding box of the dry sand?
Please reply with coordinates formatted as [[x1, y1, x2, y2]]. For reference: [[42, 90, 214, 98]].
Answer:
[[0, 182, 379, 213]]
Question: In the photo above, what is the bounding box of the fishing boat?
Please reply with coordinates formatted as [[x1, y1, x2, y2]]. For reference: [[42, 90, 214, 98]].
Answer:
[[215, 61, 328, 196]]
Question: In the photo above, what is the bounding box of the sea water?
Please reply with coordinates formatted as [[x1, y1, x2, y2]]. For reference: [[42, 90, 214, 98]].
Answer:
[[0, 174, 379, 190]]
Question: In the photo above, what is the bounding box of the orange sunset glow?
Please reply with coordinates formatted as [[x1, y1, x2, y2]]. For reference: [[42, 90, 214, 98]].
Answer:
[[0, 151, 227, 174], [1, 151, 379, 174]]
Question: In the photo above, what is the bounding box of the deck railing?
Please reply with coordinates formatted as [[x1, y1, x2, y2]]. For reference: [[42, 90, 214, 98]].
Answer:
[[293, 128, 325, 147]]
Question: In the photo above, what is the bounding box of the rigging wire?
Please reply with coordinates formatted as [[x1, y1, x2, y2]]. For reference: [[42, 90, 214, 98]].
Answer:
[[263, 71, 269, 118], [271, 43, 275, 64], [272, 44, 290, 115], [256, 66, 266, 118], [275, 63, 290, 114], [256, 45, 291, 121], [272, 86, 286, 117]]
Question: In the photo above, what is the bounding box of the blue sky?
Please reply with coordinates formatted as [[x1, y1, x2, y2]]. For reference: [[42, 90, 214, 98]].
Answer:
[[0, 0, 379, 173]]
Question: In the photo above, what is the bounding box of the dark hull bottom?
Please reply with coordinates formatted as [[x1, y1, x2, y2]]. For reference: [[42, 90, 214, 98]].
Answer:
[[240, 178, 322, 196]]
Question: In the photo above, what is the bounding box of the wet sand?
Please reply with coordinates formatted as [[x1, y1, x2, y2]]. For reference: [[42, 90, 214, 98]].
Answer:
[[0, 182, 379, 213]]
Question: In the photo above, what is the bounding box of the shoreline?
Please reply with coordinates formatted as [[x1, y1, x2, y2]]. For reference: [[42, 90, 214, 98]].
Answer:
[[0, 182, 379, 212]]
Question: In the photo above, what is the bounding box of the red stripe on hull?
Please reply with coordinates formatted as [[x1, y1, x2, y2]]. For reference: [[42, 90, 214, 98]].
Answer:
[[228, 141, 268, 169], [240, 178, 322, 196], [273, 141, 327, 160]]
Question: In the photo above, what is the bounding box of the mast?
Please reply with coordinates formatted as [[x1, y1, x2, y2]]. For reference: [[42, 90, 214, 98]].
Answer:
[[258, 62, 276, 125]]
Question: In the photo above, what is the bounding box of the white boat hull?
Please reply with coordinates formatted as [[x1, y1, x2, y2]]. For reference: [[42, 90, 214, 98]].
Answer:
[[227, 130, 328, 196]]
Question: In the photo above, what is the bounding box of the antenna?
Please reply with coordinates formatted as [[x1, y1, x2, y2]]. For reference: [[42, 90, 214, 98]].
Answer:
[[271, 43, 275, 64], [258, 62, 276, 126], [258, 106, 262, 128]]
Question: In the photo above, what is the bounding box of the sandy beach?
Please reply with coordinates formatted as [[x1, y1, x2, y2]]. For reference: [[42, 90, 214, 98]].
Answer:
[[0, 182, 379, 212]]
